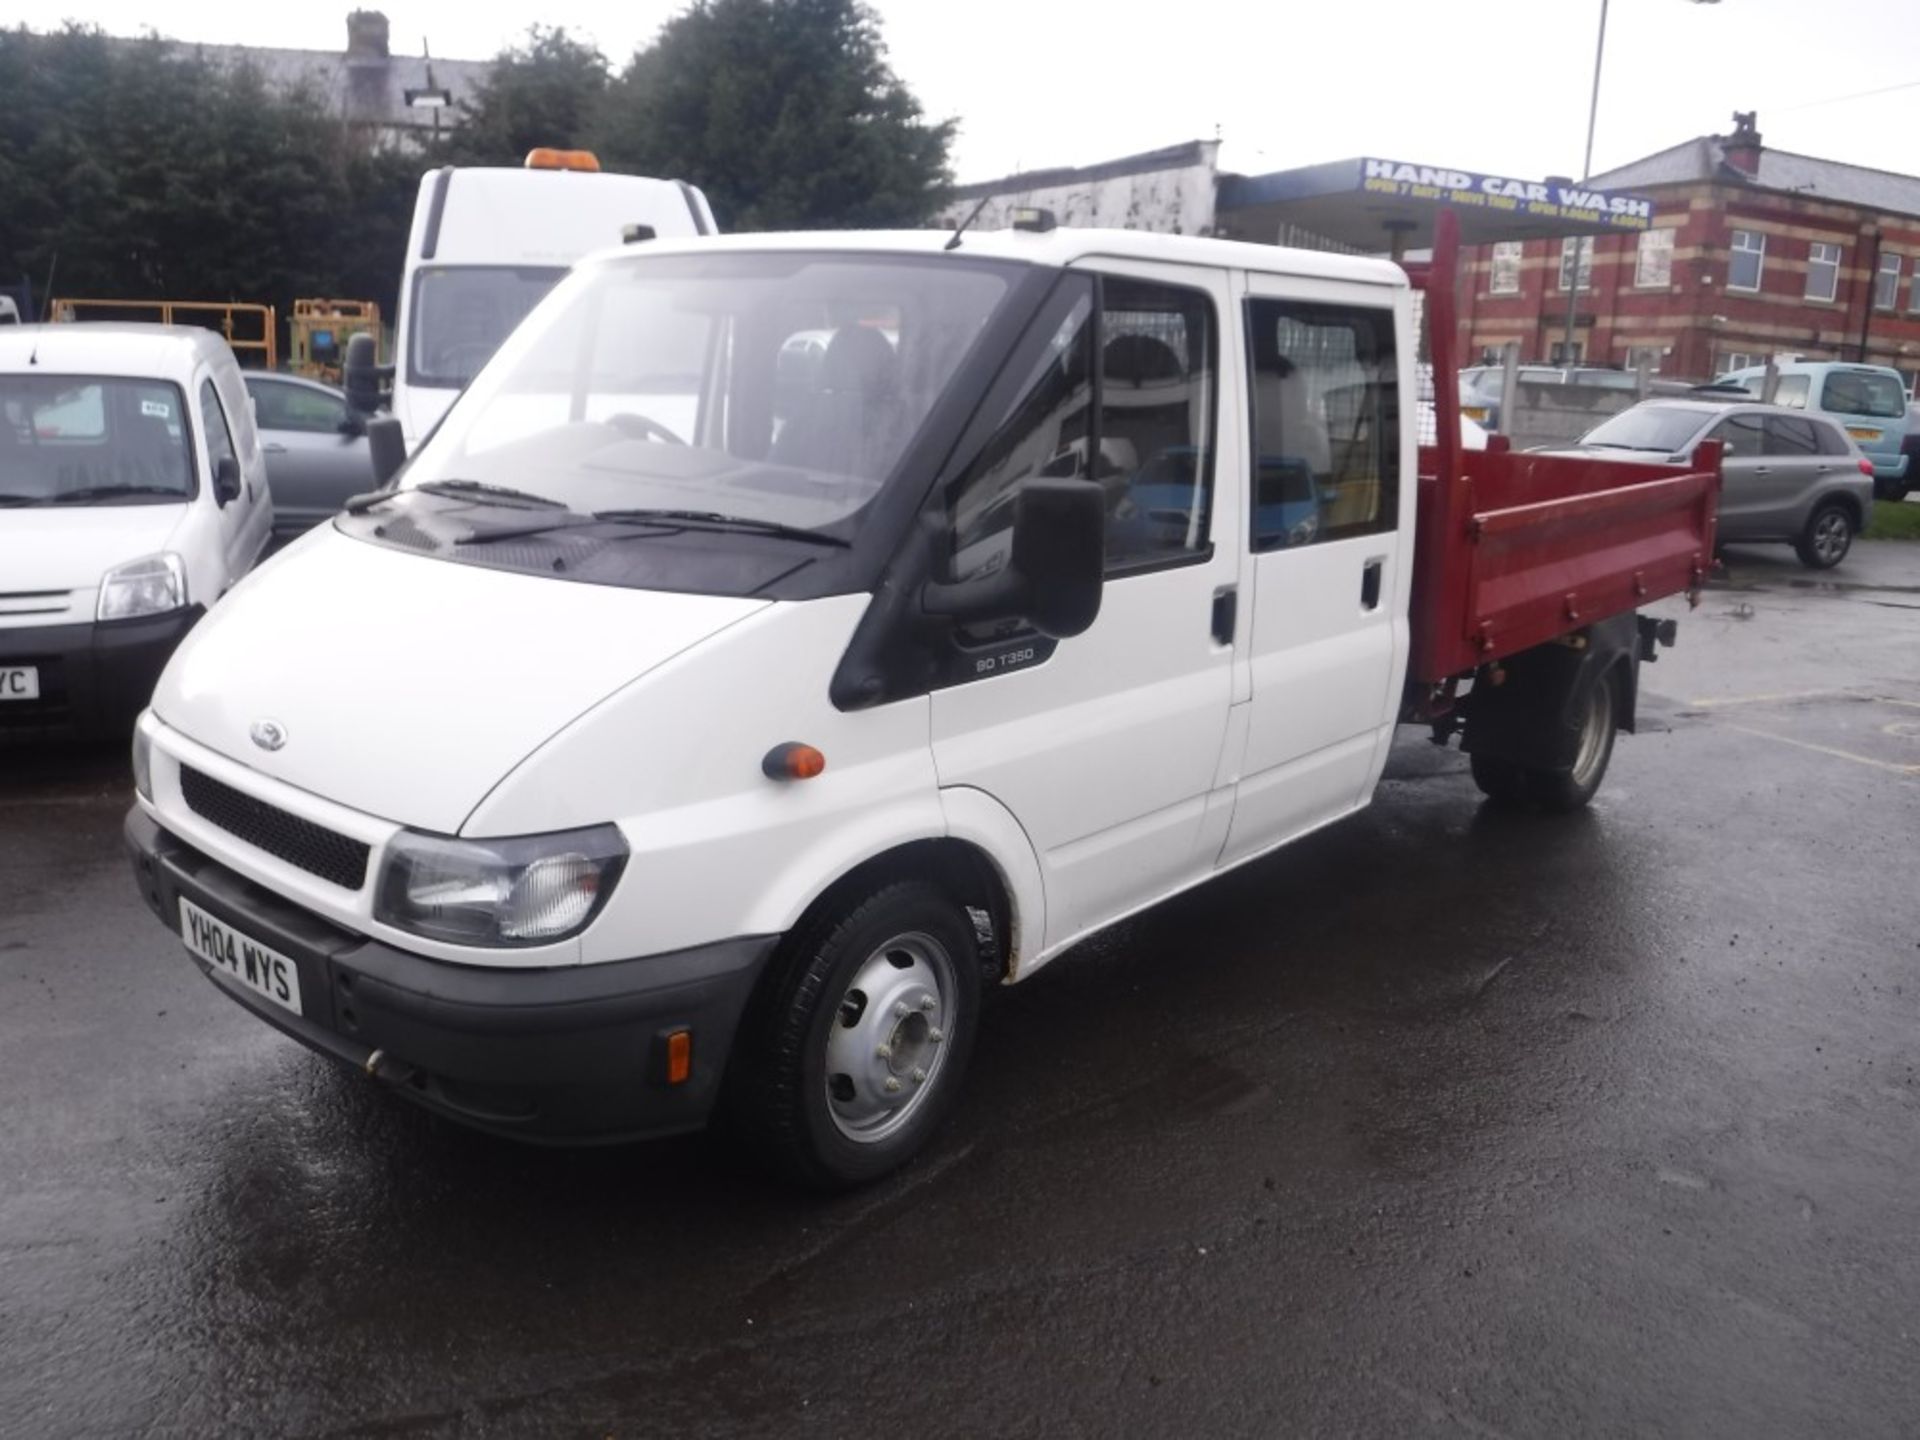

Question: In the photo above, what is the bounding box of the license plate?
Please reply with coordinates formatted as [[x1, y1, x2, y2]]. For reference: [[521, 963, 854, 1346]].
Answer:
[[1846, 427, 1879, 441], [179, 896, 303, 1016], [0, 666, 39, 701]]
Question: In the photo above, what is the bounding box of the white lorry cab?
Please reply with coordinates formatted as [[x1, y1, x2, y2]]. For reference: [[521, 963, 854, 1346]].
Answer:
[[3, 324, 272, 738], [388, 149, 718, 449], [125, 222, 1718, 1187]]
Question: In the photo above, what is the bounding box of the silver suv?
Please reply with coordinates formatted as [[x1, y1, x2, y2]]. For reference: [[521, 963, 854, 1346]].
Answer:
[[1570, 399, 1875, 569]]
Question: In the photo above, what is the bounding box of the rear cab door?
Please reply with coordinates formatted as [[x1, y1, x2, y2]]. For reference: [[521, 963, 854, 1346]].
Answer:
[[1216, 267, 1417, 868], [928, 256, 1245, 955]]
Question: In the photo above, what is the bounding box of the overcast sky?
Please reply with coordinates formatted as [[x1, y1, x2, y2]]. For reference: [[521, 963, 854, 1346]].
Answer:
[[13, 0, 1920, 187]]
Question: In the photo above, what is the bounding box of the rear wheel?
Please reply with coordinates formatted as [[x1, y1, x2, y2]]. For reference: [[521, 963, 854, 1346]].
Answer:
[[1795, 501, 1854, 569], [1469, 752, 1529, 805], [1529, 671, 1617, 813], [722, 881, 980, 1190]]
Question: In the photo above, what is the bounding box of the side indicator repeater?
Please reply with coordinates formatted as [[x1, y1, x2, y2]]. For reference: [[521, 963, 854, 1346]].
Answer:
[[762, 742, 826, 781]]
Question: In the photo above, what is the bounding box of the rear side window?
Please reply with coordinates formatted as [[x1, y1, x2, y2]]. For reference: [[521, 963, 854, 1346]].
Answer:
[[1809, 419, 1852, 457], [1245, 298, 1398, 550], [1763, 415, 1821, 456], [252, 381, 347, 434], [199, 379, 238, 473]]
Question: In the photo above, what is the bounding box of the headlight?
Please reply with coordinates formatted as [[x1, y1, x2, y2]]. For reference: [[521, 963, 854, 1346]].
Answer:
[[97, 553, 187, 622], [131, 718, 154, 801], [374, 824, 628, 948]]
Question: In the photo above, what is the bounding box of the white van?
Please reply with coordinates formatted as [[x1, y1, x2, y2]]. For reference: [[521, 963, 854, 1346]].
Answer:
[[124, 225, 1709, 1188], [389, 150, 718, 448], [2, 325, 272, 738]]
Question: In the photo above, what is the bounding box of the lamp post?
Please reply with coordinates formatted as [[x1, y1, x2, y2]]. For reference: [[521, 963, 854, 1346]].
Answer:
[[1561, 0, 1724, 370]]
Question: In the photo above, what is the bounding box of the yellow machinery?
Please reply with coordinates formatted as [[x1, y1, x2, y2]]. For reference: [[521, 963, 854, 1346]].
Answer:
[[289, 299, 384, 383], [49, 298, 277, 369]]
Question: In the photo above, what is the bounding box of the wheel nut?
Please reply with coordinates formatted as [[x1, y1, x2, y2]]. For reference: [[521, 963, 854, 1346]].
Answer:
[[884, 1077, 903, 1094], [893, 1001, 910, 1019], [920, 995, 937, 1011], [876, 1043, 893, 1060], [928, 1027, 944, 1043], [911, 1067, 928, 1084]]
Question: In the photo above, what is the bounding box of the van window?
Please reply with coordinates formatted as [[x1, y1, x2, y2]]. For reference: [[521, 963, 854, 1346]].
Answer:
[[1820, 369, 1904, 420], [1245, 299, 1398, 549], [199, 380, 238, 474], [0, 376, 193, 503], [409, 265, 568, 389], [1096, 278, 1216, 572]]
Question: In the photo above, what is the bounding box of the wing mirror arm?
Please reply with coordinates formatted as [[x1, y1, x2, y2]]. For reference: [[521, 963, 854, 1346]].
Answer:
[[920, 479, 1105, 640]]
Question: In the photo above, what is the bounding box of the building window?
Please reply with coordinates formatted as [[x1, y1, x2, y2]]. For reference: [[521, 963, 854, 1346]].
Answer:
[[1488, 242, 1522, 295], [1558, 236, 1593, 292], [1634, 229, 1674, 289], [1805, 241, 1841, 302], [1875, 253, 1901, 311], [1549, 339, 1583, 365], [1625, 344, 1665, 374], [1728, 230, 1765, 292], [1719, 351, 1761, 376]]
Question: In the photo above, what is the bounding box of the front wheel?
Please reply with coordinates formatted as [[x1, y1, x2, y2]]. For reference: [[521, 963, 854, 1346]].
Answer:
[[1795, 501, 1854, 569], [722, 881, 981, 1190]]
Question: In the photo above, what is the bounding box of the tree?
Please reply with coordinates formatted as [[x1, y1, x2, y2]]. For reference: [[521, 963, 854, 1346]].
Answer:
[[594, 0, 954, 230], [441, 26, 608, 166]]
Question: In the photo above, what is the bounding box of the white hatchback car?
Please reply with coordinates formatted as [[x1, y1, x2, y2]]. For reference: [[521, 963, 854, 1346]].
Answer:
[[0, 324, 273, 737]]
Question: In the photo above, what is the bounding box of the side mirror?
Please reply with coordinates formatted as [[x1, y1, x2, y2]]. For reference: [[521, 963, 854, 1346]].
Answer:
[[212, 455, 243, 505], [923, 478, 1105, 639], [343, 332, 388, 415], [338, 410, 367, 439], [366, 416, 407, 487]]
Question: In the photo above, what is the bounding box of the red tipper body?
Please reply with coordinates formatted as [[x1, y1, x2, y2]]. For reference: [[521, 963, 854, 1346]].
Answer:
[[1402, 210, 1721, 687]]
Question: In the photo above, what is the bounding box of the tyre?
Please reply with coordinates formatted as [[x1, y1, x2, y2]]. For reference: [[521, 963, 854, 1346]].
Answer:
[[1529, 670, 1617, 813], [722, 880, 980, 1190], [1469, 751, 1529, 805], [1794, 501, 1854, 569], [1872, 475, 1909, 503]]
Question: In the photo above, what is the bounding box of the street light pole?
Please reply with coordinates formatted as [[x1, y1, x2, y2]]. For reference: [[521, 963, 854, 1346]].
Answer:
[[1561, 0, 1609, 369]]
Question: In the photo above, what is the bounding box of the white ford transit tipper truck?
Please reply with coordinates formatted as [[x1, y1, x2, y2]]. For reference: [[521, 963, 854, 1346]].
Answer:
[[125, 215, 1719, 1187]]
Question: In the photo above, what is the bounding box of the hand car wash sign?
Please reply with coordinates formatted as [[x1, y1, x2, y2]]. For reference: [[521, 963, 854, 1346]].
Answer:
[[1361, 159, 1654, 231]]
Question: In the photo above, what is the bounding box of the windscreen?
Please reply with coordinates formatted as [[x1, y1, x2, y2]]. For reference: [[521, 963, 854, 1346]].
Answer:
[[0, 376, 193, 504], [404, 251, 1016, 536], [1820, 369, 1905, 420], [409, 265, 568, 388], [1577, 404, 1708, 454]]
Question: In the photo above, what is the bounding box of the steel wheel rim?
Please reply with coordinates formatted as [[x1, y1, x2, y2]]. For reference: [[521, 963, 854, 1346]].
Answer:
[[1813, 512, 1848, 564], [1571, 682, 1611, 789], [823, 930, 956, 1144]]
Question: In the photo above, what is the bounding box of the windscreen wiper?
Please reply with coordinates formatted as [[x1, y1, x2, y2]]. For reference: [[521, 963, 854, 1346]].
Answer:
[[593, 508, 852, 548], [345, 478, 574, 515], [48, 484, 189, 503], [0, 493, 44, 506]]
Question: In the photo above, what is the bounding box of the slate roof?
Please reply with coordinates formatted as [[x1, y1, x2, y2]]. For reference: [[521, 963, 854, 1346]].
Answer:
[[1589, 134, 1920, 220]]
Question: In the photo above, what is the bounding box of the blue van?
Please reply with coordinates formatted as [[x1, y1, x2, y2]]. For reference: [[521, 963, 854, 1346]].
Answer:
[[1717, 361, 1910, 497]]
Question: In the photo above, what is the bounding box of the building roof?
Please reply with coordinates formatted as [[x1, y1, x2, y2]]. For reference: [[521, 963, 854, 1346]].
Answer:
[[946, 141, 1219, 203], [1589, 130, 1920, 220], [184, 43, 491, 137]]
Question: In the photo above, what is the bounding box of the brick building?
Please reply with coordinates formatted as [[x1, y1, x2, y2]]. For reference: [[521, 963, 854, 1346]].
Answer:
[[1459, 113, 1920, 389]]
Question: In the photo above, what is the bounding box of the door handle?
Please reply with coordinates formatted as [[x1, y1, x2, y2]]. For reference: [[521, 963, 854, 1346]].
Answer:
[[1211, 586, 1237, 645], [264, 442, 287, 454], [1753, 466, 1770, 475], [1361, 558, 1384, 611]]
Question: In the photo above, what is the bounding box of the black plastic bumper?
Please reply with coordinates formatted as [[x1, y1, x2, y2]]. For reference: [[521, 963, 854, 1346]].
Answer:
[[125, 807, 778, 1144], [0, 606, 202, 740]]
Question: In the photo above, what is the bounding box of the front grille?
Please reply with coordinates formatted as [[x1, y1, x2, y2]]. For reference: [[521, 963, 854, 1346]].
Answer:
[[180, 766, 370, 890]]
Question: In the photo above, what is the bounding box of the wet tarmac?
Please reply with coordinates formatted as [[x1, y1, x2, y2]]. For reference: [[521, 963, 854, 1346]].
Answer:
[[2, 542, 1917, 1437]]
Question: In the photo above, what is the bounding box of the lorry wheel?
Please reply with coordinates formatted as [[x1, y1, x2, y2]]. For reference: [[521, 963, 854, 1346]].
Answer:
[[724, 881, 980, 1190], [1469, 752, 1529, 805], [1530, 671, 1617, 813], [1794, 502, 1854, 569]]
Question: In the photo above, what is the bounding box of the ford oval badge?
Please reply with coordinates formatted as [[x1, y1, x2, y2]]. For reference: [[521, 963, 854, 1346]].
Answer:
[[250, 719, 287, 752]]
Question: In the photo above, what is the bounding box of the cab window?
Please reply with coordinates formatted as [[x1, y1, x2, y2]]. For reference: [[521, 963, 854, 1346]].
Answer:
[[1246, 299, 1398, 550], [199, 378, 238, 474]]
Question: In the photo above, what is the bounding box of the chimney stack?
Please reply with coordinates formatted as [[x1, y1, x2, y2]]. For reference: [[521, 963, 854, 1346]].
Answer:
[[346, 10, 391, 60], [1724, 111, 1762, 176]]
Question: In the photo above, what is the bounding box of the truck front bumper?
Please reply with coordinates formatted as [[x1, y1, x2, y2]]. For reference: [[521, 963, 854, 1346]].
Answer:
[[0, 607, 202, 740], [125, 807, 778, 1144]]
